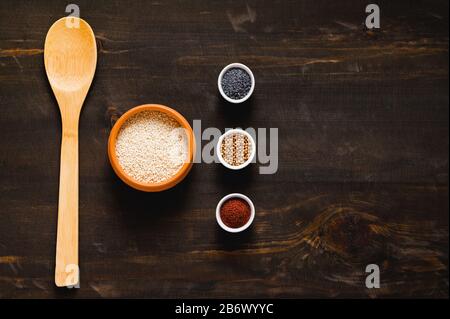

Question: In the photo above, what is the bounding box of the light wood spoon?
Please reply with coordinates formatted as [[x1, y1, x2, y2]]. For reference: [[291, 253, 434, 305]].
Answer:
[[44, 17, 97, 287]]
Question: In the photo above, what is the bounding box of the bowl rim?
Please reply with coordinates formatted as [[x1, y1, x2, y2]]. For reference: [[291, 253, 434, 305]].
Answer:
[[108, 104, 195, 192], [216, 193, 255, 233], [218, 63, 255, 104], [216, 128, 256, 170]]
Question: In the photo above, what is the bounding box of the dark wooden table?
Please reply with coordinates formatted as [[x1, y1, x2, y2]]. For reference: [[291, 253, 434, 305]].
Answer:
[[0, 0, 448, 298]]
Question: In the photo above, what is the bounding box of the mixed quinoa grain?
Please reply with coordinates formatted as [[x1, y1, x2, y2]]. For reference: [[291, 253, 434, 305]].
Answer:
[[115, 111, 188, 183], [220, 132, 252, 166]]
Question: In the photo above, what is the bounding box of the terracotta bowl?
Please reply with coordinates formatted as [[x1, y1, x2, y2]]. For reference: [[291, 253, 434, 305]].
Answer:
[[108, 104, 195, 192]]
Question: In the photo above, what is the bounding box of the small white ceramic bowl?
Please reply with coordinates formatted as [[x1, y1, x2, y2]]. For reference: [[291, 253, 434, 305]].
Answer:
[[216, 128, 256, 170], [218, 63, 255, 103], [216, 193, 255, 233]]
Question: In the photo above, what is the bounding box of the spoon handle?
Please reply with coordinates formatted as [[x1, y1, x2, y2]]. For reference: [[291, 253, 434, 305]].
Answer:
[[55, 118, 79, 287]]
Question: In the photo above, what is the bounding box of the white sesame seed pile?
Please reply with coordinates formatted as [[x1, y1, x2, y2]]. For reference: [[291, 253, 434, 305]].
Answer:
[[220, 132, 251, 166], [115, 111, 188, 184]]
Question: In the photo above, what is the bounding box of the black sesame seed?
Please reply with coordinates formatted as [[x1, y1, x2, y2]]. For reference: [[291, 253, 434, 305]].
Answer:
[[221, 67, 252, 100]]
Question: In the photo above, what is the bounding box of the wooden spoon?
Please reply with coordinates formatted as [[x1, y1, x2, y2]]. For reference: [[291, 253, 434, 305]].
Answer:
[[44, 17, 97, 287]]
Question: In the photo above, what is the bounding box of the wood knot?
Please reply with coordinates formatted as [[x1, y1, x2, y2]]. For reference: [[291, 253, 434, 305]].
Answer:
[[95, 36, 104, 53], [303, 206, 389, 261], [325, 212, 373, 255], [105, 106, 122, 128]]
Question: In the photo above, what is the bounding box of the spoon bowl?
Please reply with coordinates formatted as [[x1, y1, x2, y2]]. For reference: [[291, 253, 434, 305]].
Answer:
[[44, 17, 97, 287], [45, 17, 97, 103]]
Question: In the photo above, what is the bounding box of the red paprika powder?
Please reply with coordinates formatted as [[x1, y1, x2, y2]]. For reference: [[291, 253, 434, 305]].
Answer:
[[220, 198, 251, 228]]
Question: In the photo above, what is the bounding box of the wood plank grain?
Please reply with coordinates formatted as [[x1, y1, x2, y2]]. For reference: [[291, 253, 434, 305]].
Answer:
[[0, 0, 448, 298]]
